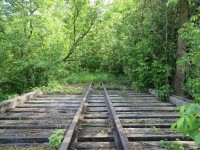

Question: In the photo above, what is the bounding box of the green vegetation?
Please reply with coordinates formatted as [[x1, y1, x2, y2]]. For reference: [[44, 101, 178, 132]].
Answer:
[[171, 104, 200, 145], [0, 0, 200, 145], [37, 81, 83, 95], [65, 71, 123, 84], [0, 0, 200, 102], [49, 129, 65, 149], [161, 139, 184, 150]]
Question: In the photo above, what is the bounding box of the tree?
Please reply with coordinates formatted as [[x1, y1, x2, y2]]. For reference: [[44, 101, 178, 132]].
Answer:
[[62, 0, 101, 62], [174, 0, 189, 96]]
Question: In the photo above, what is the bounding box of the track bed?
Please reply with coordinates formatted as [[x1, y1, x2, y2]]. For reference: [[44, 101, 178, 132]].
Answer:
[[0, 83, 197, 150]]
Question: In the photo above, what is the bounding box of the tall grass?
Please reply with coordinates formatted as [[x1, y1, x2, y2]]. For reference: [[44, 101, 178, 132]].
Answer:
[[65, 71, 124, 84]]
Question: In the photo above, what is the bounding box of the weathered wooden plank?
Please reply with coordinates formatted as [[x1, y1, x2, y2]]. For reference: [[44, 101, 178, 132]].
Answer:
[[24, 100, 81, 106], [88, 100, 105, 103], [0, 129, 54, 137], [87, 107, 108, 112], [129, 141, 197, 150], [84, 114, 109, 119], [118, 113, 179, 119], [0, 136, 49, 144], [115, 107, 177, 112], [0, 91, 42, 113], [125, 128, 179, 135], [31, 98, 82, 101], [110, 97, 157, 99], [121, 118, 176, 124], [111, 100, 161, 103], [79, 126, 111, 132], [18, 103, 79, 107], [75, 141, 198, 149], [40, 94, 82, 98], [90, 95, 104, 97], [112, 103, 174, 107], [81, 119, 109, 124], [117, 111, 178, 115], [0, 143, 49, 147], [0, 113, 74, 120], [169, 96, 191, 106], [0, 119, 70, 126], [122, 124, 172, 128], [0, 124, 67, 129], [7, 108, 77, 113], [78, 131, 114, 138], [81, 124, 109, 128], [75, 142, 116, 149], [129, 95, 156, 97], [128, 135, 189, 141], [88, 103, 107, 107], [126, 93, 150, 95]]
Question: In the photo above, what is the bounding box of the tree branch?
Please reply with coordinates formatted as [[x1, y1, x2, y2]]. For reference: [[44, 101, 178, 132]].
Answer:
[[63, 13, 97, 62]]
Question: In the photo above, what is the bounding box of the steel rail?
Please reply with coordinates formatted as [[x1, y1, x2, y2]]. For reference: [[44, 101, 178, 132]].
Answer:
[[102, 83, 132, 150], [59, 82, 92, 150]]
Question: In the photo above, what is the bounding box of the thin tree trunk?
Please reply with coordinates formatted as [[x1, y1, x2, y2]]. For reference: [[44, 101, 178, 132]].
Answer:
[[174, 0, 189, 96]]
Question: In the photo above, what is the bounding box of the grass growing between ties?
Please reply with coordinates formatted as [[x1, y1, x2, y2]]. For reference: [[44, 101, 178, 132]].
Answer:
[[49, 129, 65, 149], [161, 139, 184, 150], [65, 71, 126, 84], [0, 71, 125, 102], [37, 71, 126, 95], [37, 81, 85, 95]]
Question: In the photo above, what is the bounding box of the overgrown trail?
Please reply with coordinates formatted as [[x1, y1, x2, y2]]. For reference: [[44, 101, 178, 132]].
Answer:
[[0, 83, 197, 149]]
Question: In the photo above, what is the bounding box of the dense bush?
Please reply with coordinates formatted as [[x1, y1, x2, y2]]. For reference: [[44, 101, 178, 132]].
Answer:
[[0, 0, 200, 104], [179, 9, 200, 103]]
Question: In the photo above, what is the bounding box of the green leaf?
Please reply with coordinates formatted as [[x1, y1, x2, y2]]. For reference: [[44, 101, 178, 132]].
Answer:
[[185, 116, 193, 129], [177, 117, 185, 131], [180, 105, 186, 115], [170, 122, 177, 131], [194, 133, 200, 145]]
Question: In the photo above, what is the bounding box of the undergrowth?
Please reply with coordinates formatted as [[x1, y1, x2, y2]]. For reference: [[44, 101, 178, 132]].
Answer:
[[0, 93, 19, 102], [65, 71, 126, 84], [49, 129, 65, 149], [0, 71, 126, 101], [36, 81, 84, 95]]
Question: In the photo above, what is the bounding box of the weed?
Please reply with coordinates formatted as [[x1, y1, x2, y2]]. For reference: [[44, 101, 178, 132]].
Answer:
[[49, 129, 65, 149], [161, 139, 184, 150], [36, 81, 84, 95], [160, 139, 171, 149], [171, 104, 200, 145], [147, 119, 155, 124], [65, 71, 124, 84], [172, 141, 184, 150], [151, 126, 161, 134], [156, 85, 172, 101], [19, 118, 23, 122]]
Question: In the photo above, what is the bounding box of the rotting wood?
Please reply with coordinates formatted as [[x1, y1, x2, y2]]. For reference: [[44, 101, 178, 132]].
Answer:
[[0, 91, 42, 113]]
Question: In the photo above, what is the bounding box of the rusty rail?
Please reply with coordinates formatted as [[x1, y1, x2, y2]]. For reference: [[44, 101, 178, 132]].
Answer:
[[59, 82, 92, 150], [102, 83, 132, 150]]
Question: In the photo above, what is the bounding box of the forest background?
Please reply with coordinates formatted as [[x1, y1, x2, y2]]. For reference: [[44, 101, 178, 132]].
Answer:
[[0, 0, 200, 103]]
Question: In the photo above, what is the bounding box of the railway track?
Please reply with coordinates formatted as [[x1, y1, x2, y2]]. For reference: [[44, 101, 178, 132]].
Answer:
[[0, 83, 197, 150]]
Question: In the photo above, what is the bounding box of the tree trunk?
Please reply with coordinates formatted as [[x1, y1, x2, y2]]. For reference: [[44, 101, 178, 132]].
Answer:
[[174, 0, 189, 96]]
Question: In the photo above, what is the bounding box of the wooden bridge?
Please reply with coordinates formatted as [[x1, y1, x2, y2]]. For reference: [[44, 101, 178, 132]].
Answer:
[[0, 83, 197, 149]]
